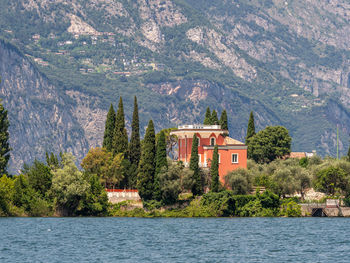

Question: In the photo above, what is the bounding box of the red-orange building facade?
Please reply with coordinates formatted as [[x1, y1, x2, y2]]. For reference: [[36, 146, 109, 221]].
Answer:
[[170, 125, 247, 184]]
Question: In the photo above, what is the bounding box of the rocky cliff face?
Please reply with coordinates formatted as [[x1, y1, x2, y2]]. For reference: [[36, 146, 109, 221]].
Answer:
[[1, 0, 350, 170], [0, 40, 105, 172]]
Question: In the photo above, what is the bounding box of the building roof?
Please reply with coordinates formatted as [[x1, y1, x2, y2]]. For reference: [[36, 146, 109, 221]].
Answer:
[[289, 152, 307, 158], [224, 137, 245, 145]]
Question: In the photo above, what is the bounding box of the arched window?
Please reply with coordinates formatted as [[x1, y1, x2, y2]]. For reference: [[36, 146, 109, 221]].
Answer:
[[210, 137, 215, 146]]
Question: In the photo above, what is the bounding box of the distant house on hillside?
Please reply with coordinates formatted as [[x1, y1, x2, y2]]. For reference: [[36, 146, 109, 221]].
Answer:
[[170, 125, 247, 184], [288, 151, 316, 159]]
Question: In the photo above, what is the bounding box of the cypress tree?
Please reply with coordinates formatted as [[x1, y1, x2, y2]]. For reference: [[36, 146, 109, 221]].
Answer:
[[210, 145, 219, 192], [154, 130, 167, 200], [190, 134, 202, 196], [128, 96, 141, 165], [128, 96, 141, 188], [219, 110, 228, 130], [137, 120, 156, 201], [203, 107, 211, 125], [245, 111, 256, 146], [113, 97, 128, 156], [211, 110, 219, 125], [0, 100, 10, 175], [103, 104, 116, 152]]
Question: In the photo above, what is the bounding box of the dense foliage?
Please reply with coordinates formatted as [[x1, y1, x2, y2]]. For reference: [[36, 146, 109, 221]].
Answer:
[[245, 111, 255, 148], [137, 120, 156, 201], [128, 96, 141, 187], [219, 110, 228, 130], [103, 104, 116, 152], [210, 145, 219, 192], [248, 126, 292, 163], [190, 134, 202, 196], [0, 99, 10, 175], [113, 97, 128, 156]]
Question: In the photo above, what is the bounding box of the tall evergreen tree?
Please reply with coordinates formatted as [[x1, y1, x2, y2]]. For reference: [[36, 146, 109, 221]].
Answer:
[[219, 110, 228, 130], [211, 110, 219, 125], [128, 96, 141, 188], [203, 107, 211, 125], [0, 99, 10, 175], [103, 104, 116, 152], [137, 120, 156, 201], [210, 145, 219, 192], [154, 130, 168, 200], [189, 134, 202, 196], [245, 111, 256, 145], [128, 96, 141, 165], [113, 97, 128, 155]]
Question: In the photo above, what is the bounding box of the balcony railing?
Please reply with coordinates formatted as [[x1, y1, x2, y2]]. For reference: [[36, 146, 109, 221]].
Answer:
[[178, 124, 222, 130]]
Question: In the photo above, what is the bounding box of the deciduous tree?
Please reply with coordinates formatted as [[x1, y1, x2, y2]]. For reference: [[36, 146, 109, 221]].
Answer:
[[158, 161, 183, 205], [51, 153, 89, 216], [248, 126, 291, 163], [314, 166, 347, 196], [81, 147, 124, 188]]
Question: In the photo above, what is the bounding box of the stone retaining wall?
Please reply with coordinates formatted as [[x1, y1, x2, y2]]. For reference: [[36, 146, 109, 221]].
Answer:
[[106, 189, 141, 204]]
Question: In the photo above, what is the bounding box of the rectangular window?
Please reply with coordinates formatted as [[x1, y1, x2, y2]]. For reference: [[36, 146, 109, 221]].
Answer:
[[198, 154, 201, 164], [218, 153, 221, 164], [232, 154, 238, 163], [198, 138, 200, 146], [204, 153, 207, 167]]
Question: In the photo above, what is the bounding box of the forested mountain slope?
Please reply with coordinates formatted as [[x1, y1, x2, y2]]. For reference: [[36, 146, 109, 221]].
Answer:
[[1, 0, 350, 172]]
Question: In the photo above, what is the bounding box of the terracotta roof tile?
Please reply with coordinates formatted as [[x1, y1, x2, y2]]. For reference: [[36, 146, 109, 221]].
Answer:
[[224, 137, 244, 145]]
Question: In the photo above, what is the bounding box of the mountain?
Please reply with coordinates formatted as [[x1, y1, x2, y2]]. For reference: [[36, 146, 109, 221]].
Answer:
[[1, 0, 350, 172]]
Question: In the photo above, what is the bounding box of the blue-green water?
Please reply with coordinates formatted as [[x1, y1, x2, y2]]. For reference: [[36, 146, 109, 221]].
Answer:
[[1, 218, 350, 262]]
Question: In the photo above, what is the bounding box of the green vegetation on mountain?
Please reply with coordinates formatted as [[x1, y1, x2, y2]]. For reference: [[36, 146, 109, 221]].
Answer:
[[2, 0, 350, 172]]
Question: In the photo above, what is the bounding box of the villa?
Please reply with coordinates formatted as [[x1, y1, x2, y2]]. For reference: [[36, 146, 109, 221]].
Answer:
[[170, 125, 247, 184]]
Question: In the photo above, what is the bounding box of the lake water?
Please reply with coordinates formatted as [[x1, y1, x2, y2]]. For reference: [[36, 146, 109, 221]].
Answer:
[[1, 217, 350, 262]]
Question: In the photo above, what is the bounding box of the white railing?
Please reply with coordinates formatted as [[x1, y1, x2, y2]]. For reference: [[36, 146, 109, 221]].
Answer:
[[178, 124, 222, 130]]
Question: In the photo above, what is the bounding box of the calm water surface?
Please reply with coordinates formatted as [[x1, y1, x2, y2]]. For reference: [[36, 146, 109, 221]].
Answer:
[[1, 217, 350, 262]]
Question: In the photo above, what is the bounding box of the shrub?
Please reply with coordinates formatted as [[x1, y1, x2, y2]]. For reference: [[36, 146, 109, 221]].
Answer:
[[281, 201, 302, 217], [257, 190, 280, 209], [225, 169, 252, 195], [238, 199, 278, 217]]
